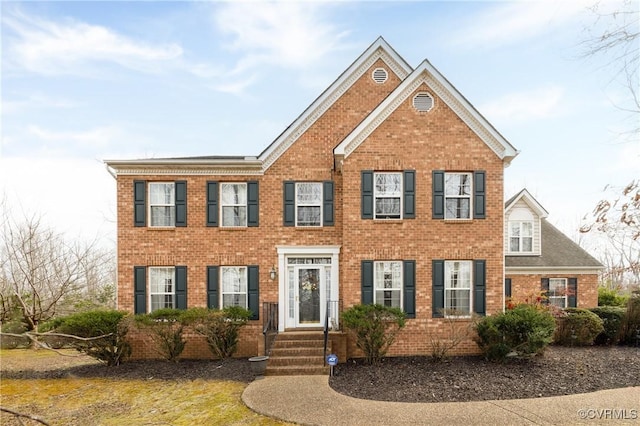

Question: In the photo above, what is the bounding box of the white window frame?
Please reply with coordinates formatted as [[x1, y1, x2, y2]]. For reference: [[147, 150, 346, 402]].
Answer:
[[373, 261, 403, 309], [295, 182, 323, 227], [509, 221, 534, 253], [220, 183, 247, 227], [548, 278, 568, 308], [444, 173, 472, 220], [444, 261, 472, 317], [149, 267, 175, 312], [374, 172, 402, 220], [221, 266, 248, 309], [148, 182, 175, 227]]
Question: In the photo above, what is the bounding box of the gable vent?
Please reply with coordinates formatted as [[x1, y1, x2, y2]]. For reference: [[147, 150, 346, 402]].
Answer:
[[372, 67, 388, 84], [413, 92, 434, 112]]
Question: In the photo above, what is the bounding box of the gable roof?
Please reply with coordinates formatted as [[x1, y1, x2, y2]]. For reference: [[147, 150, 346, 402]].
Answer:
[[258, 36, 413, 171], [506, 219, 603, 270], [505, 189, 549, 218], [334, 59, 519, 165]]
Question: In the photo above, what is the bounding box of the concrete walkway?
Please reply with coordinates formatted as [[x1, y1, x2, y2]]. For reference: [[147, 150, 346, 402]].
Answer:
[[242, 375, 639, 425]]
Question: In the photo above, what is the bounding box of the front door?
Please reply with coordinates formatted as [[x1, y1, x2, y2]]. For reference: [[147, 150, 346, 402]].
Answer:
[[297, 267, 321, 325]]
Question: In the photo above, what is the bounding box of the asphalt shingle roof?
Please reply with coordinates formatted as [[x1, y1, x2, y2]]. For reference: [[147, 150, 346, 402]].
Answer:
[[505, 219, 603, 269]]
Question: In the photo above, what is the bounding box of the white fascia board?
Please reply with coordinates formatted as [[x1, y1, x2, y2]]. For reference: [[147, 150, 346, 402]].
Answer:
[[103, 158, 264, 176], [505, 188, 549, 218], [258, 37, 412, 171], [335, 59, 519, 164]]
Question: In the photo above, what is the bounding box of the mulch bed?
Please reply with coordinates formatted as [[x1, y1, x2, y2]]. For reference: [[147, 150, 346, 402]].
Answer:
[[328, 346, 640, 402]]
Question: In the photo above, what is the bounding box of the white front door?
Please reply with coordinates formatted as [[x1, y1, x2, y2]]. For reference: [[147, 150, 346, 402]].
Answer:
[[277, 246, 341, 332]]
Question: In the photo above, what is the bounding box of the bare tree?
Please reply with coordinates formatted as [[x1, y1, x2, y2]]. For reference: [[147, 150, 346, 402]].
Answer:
[[0, 209, 115, 331], [581, 0, 640, 132]]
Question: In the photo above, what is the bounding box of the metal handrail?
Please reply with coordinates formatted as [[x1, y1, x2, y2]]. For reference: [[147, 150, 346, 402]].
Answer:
[[262, 302, 278, 356], [323, 300, 341, 365]]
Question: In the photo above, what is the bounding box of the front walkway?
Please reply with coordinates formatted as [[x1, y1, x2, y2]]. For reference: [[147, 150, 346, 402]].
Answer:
[[242, 375, 639, 425]]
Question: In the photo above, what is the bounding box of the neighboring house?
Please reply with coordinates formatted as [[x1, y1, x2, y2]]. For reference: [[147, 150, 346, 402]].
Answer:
[[505, 189, 603, 309], [105, 37, 595, 362]]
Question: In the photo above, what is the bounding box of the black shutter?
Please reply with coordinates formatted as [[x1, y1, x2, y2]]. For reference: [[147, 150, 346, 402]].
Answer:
[[206, 181, 219, 227], [432, 260, 444, 317], [568, 278, 577, 308], [403, 260, 416, 318], [283, 181, 295, 226], [432, 171, 444, 219], [134, 266, 146, 314], [473, 260, 486, 315], [134, 181, 146, 227], [175, 266, 187, 309], [323, 181, 334, 226], [403, 170, 415, 219], [248, 266, 259, 320], [505, 278, 512, 298], [473, 171, 486, 219], [361, 261, 374, 304], [207, 266, 219, 309], [175, 181, 187, 227], [541, 278, 550, 305], [247, 181, 259, 227], [361, 171, 374, 219]]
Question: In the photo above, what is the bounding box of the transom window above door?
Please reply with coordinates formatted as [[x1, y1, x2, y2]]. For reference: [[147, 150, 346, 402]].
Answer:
[[296, 183, 323, 226]]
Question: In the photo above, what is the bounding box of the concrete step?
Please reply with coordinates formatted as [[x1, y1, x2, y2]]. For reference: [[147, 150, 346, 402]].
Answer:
[[265, 365, 330, 376]]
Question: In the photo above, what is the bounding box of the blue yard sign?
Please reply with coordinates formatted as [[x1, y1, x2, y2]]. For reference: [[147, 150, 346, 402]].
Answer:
[[326, 354, 338, 366]]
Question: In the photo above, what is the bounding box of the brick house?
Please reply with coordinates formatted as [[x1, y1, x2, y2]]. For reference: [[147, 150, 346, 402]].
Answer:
[[505, 189, 602, 309], [105, 37, 598, 365]]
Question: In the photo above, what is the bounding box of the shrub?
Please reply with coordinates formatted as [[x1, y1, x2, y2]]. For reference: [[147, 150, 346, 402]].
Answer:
[[430, 309, 476, 362], [341, 304, 406, 365], [554, 308, 604, 346], [0, 321, 29, 349], [598, 287, 629, 307], [184, 306, 252, 359], [590, 306, 626, 345], [475, 304, 556, 362], [53, 310, 131, 366], [135, 309, 186, 362], [620, 293, 640, 346]]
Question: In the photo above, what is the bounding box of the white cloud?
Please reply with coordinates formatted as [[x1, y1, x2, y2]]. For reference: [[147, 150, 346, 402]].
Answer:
[[3, 8, 183, 75], [478, 86, 565, 122], [28, 125, 117, 149], [2, 94, 81, 115], [214, 2, 349, 73], [450, 0, 593, 48]]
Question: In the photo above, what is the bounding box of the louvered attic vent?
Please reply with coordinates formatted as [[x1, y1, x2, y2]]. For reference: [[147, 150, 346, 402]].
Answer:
[[413, 92, 434, 112], [372, 67, 388, 83]]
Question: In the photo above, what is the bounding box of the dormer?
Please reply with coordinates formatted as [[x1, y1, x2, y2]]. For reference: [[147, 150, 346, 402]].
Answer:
[[504, 189, 548, 256]]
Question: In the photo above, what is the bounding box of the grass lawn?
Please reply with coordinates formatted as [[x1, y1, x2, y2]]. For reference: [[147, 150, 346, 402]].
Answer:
[[0, 350, 292, 426]]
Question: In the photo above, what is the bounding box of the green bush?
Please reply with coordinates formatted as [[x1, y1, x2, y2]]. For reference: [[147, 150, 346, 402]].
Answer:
[[0, 321, 29, 349], [342, 304, 406, 365], [620, 293, 640, 346], [590, 306, 626, 345], [598, 287, 629, 307], [554, 308, 604, 346], [475, 304, 556, 362], [53, 310, 131, 366], [183, 306, 252, 359], [135, 309, 186, 362]]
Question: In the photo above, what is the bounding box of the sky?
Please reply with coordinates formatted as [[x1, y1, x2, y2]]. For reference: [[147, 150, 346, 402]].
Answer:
[[1, 0, 639, 255]]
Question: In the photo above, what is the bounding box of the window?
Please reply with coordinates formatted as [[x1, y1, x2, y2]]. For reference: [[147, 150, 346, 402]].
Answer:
[[149, 183, 175, 226], [149, 267, 175, 312], [296, 183, 322, 226], [221, 266, 248, 308], [221, 183, 247, 227], [548, 278, 568, 308], [374, 173, 402, 219], [509, 221, 533, 252], [444, 173, 472, 219], [374, 261, 402, 308], [444, 261, 472, 315]]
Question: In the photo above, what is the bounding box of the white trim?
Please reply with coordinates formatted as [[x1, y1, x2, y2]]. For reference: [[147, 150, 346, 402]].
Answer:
[[276, 246, 341, 332], [505, 189, 549, 218], [334, 61, 519, 164]]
